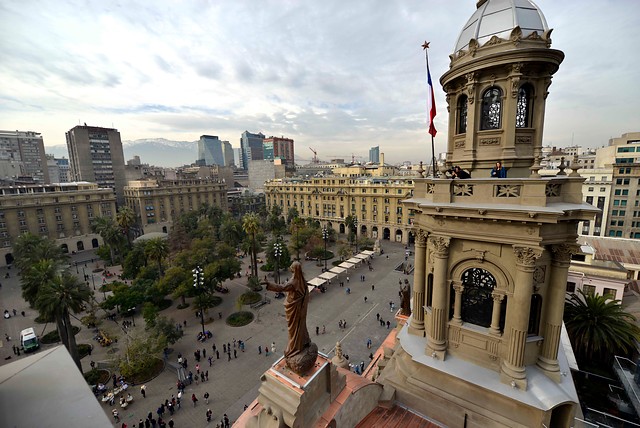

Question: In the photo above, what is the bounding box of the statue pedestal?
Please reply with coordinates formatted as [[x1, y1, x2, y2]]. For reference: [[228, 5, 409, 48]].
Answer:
[[249, 355, 345, 428]]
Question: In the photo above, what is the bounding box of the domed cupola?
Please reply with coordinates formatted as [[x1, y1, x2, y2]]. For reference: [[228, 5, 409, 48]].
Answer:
[[440, 0, 564, 178]]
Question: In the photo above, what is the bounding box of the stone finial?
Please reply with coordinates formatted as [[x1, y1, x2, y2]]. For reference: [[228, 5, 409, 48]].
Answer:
[[557, 157, 567, 176], [569, 154, 581, 177], [332, 342, 349, 369]]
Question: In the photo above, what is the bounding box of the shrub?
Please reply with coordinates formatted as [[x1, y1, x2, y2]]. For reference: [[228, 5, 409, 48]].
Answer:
[[41, 325, 81, 344], [238, 291, 261, 305], [78, 343, 93, 359], [226, 311, 254, 327]]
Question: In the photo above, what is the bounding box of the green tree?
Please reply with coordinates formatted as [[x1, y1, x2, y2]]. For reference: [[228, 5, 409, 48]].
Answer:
[[122, 241, 147, 279], [289, 217, 305, 261], [145, 237, 169, 276], [13, 233, 66, 276], [564, 290, 640, 365], [20, 259, 59, 308], [142, 302, 159, 327], [150, 316, 184, 345], [242, 213, 261, 278], [116, 206, 136, 248], [344, 215, 357, 248], [36, 272, 92, 371], [92, 216, 124, 264], [219, 217, 244, 247], [118, 333, 163, 379]]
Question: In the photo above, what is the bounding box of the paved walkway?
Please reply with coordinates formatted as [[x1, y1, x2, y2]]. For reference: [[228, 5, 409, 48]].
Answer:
[[0, 240, 413, 427]]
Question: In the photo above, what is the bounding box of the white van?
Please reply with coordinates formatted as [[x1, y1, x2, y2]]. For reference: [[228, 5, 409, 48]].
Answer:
[[20, 327, 39, 352]]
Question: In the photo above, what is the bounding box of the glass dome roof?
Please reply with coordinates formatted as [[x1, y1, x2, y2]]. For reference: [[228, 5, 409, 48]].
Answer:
[[454, 0, 549, 52]]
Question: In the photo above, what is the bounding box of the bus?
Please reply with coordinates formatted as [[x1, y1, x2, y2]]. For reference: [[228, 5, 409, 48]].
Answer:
[[20, 328, 39, 353]]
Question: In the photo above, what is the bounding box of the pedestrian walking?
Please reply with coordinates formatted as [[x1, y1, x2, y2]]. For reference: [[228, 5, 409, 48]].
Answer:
[[216, 350, 220, 359], [168, 419, 174, 428], [227, 351, 231, 361], [208, 356, 213, 366], [204, 391, 210, 404], [205, 370, 209, 381], [322, 325, 326, 334], [315, 326, 319, 335], [258, 345, 262, 354], [223, 344, 227, 353], [141, 385, 146, 398], [271, 342, 276, 354], [192, 393, 198, 407], [224, 414, 230, 428], [346, 276, 349, 283], [364, 296, 367, 303], [203, 348, 206, 358], [206, 409, 213, 423], [234, 349, 237, 359], [376, 313, 380, 321], [371, 285, 375, 291], [387, 320, 391, 329]]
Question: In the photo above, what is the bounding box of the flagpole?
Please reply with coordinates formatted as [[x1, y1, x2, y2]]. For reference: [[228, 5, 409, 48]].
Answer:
[[422, 41, 437, 178]]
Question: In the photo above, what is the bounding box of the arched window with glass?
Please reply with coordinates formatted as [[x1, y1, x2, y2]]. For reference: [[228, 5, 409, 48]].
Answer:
[[456, 95, 468, 134], [460, 268, 497, 328], [516, 84, 534, 128], [480, 87, 502, 130]]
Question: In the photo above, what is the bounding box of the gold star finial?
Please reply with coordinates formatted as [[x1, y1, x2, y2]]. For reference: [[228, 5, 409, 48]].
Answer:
[[422, 41, 430, 50]]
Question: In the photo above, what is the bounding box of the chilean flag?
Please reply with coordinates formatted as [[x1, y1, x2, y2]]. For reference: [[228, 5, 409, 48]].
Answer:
[[426, 59, 437, 138]]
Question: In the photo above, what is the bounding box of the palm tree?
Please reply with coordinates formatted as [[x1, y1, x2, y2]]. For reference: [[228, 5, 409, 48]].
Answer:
[[36, 272, 92, 371], [289, 217, 305, 261], [564, 290, 640, 365], [145, 237, 169, 276], [116, 206, 136, 248], [13, 233, 66, 276], [92, 216, 122, 264], [242, 213, 260, 278], [21, 259, 59, 307], [219, 218, 243, 247]]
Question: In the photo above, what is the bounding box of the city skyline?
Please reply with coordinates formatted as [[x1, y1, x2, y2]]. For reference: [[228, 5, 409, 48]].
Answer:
[[1, 0, 638, 164]]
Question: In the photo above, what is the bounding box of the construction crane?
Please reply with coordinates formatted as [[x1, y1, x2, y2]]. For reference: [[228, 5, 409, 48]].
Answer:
[[309, 147, 319, 163]]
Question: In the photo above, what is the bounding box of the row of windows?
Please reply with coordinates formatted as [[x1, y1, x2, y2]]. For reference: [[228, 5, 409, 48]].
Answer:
[[455, 84, 534, 134], [617, 146, 640, 153]]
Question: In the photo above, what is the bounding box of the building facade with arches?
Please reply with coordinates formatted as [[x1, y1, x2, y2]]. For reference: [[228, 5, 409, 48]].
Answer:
[[264, 176, 415, 245], [0, 182, 113, 267]]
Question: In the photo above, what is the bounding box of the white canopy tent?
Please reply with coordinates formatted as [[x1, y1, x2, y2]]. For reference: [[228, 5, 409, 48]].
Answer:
[[338, 262, 355, 269], [347, 257, 362, 264], [329, 266, 346, 274], [361, 250, 374, 255], [355, 254, 369, 260], [319, 272, 337, 281], [307, 277, 326, 287]]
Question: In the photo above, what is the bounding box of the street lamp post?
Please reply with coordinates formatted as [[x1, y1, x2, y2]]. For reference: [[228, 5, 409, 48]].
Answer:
[[322, 227, 329, 272], [274, 241, 282, 284], [353, 218, 358, 253], [192, 266, 206, 335]]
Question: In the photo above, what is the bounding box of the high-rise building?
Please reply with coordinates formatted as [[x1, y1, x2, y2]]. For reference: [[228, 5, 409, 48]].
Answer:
[[263, 136, 295, 166], [65, 125, 126, 205], [222, 140, 234, 167], [0, 130, 50, 183], [369, 146, 380, 164], [240, 131, 265, 170], [197, 135, 225, 166], [233, 148, 244, 169]]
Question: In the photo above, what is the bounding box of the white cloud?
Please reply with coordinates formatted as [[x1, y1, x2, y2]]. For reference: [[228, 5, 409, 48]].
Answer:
[[0, 0, 638, 164]]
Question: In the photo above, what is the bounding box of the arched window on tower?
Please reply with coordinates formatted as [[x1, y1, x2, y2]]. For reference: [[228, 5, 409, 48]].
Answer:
[[456, 95, 468, 134], [480, 87, 502, 130], [516, 84, 534, 128], [460, 268, 497, 328]]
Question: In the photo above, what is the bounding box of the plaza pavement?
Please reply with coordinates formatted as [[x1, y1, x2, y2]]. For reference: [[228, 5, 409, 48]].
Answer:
[[0, 240, 413, 427]]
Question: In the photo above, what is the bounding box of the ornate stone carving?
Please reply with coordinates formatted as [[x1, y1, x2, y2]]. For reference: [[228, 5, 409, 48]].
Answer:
[[430, 236, 450, 255], [533, 266, 546, 283], [480, 138, 500, 146], [543, 75, 552, 99], [513, 246, 542, 267], [453, 183, 473, 196], [427, 183, 435, 194], [468, 38, 479, 56], [510, 26, 523, 46], [454, 139, 465, 149], [550, 243, 579, 263], [511, 77, 521, 98], [495, 184, 521, 198], [511, 62, 524, 74], [545, 183, 561, 197], [416, 229, 428, 246], [525, 31, 541, 41], [452, 282, 464, 294], [516, 136, 532, 144], [465, 72, 477, 104], [485, 35, 502, 46]]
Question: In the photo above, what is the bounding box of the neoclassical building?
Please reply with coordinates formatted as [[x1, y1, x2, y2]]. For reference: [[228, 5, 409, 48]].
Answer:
[[264, 175, 415, 244], [237, 1, 598, 427], [376, 1, 598, 426]]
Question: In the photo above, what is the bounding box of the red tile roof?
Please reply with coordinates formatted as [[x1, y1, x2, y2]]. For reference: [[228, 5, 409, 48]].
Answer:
[[355, 405, 441, 428]]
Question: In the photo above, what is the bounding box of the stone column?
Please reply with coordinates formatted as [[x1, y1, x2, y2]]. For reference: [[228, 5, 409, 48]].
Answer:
[[451, 281, 464, 326], [489, 293, 505, 336], [537, 243, 578, 382], [427, 236, 450, 360], [409, 230, 428, 335], [501, 245, 542, 389]]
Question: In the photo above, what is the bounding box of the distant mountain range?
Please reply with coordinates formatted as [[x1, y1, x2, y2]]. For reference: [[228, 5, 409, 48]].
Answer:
[[46, 138, 199, 167]]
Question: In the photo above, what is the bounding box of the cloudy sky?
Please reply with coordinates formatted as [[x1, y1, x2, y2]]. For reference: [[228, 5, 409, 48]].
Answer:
[[1, 0, 638, 165]]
